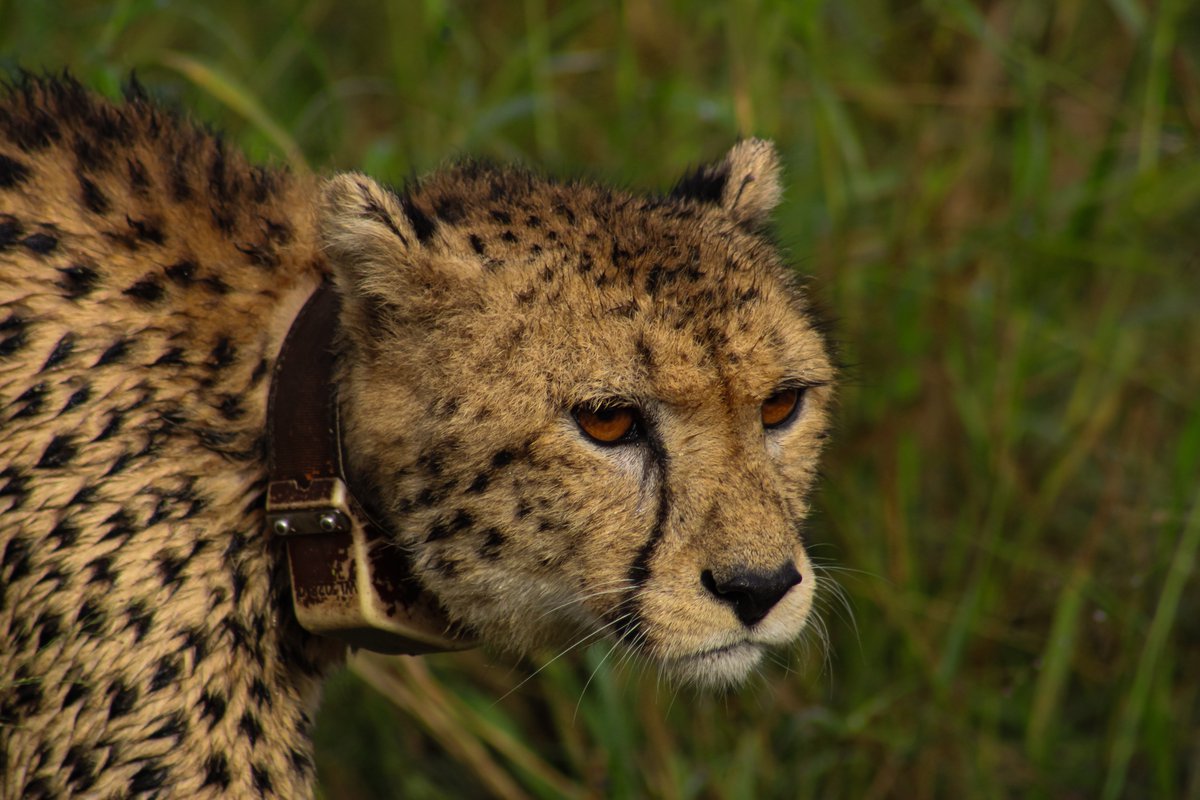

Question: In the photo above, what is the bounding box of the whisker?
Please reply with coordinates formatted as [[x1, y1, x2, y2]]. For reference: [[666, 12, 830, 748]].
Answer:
[[530, 580, 636, 624], [574, 639, 623, 723], [492, 612, 633, 705]]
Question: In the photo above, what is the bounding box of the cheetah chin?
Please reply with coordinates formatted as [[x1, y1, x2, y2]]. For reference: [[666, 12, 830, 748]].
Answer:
[[1, 76, 835, 797]]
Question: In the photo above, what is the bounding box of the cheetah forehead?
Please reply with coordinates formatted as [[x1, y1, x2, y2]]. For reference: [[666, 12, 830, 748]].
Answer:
[[322, 160, 831, 410]]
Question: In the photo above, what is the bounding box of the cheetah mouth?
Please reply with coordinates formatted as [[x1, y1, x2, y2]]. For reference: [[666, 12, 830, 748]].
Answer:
[[663, 641, 766, 686]]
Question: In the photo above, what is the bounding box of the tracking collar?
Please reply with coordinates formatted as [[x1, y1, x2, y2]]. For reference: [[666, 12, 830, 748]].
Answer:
[[265, 280, 475, 655]]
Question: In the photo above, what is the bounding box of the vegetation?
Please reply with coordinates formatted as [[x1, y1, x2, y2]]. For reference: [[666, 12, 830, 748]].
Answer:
[[4, 0, 1198, 796]]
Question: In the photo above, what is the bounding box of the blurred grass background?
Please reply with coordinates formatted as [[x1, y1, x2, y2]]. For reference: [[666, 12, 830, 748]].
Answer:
[[3, 0, 1199, 797]]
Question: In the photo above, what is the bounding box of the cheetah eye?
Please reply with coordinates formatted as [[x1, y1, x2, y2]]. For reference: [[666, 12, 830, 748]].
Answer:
[[574, 404, 642, 446], [761, 387, 804, 429]]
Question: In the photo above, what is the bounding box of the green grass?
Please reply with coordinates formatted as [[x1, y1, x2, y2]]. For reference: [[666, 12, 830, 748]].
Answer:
[[4, 0, 1199, 796]]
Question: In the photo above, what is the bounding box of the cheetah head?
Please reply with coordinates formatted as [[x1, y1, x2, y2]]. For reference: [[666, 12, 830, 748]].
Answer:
[[319, 141, 835, 687]]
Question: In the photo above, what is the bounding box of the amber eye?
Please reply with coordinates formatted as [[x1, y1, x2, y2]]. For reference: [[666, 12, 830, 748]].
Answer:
[[574, 405, 640, 445], [761, 387, 803, 429]]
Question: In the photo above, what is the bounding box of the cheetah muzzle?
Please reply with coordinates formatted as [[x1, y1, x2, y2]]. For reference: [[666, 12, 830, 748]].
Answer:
[[0, 77, 835, 798]]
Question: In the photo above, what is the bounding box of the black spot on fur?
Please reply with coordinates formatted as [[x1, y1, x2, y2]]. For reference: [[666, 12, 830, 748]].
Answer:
[[94, 409, 124, 442], [0, 315, 26, 357], [101, 508, 134, 541], [0, 153, 31, 188], [401, 194, 437, 243], [491, 449, 514, 469], [240, 711, 263, 744], [148, 711, 187, 741], [501, 229, 518, 243], [77, 598, 106, 637], [122, 276, 164, 304], [94, 338, 129, 366], [104, 451, 134, 477], [480, 527, 505, 560], [490, 209, 512, 225], [209, 336, 236, 369], [252, 763, 274, 794], [11, 381, 48, 419], [553, 202, 576, 224], [0, 535, 30, 582], [63, 681, 88, 707], [36, 435, 77, 469], [671, 161, 731, 204], [158, 551, 187, 584], [165, 259, 197, 284], [36, 564, 65, 590], [469, 233, 486, 255], [20, 776, 52, 798], [12, 671, 42, 713], [40, 333, 74, 371], [22, 232, 57, 254], [434, 195, 465, 223], [150, 655, 181, 691], [645, 264, 668, 295], [236, 242, 279, 269], [154, 346, 186, 367], [60, 384, 90, 414], [73, 133, 108, 171], [64, 745, 97, 791], [48, 520, 79, 547], [250, 678, 271, 706], [0, 467, 30, 509], [425, 521, 450, 543], [35, 611, 60, 649], [290, 747, 314, 774], [128, 215, 166, 245], [57, 264, 99, 298], [468, 473, 490, 493], [128, 763, 166, 793], [264, 218, 292, 244], [86, 554, 115, 584], [127, 157, 150, 195], [200, 690, 227, 729], [65, 482, 96, 506], [200, 275, 228, 293], [3, 92, 60, 151], [610, 236, 629, 267], [127, 601, 154, 641], [203, 753, 231, 790], [249, 357, 269, 387], [79, 175, 110, 214], [0, 215, 23, 250]]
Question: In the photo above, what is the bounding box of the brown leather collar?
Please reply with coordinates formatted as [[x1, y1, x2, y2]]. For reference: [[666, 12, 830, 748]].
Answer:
[[266, 281, 474, 655]]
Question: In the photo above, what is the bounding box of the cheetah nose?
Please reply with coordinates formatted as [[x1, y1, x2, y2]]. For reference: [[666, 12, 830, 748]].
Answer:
[[701, 562, 801, 627]]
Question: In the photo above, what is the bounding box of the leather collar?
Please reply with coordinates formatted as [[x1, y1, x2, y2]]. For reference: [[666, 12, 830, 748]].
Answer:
[[265, 281, 474, 655]]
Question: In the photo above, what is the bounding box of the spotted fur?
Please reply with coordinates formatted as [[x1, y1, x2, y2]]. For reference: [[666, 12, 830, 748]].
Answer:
[[1, 76, 835, 798]]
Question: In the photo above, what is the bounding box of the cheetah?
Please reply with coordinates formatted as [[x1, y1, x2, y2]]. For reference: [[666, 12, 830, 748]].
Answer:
[[0, 76, 835, 797]]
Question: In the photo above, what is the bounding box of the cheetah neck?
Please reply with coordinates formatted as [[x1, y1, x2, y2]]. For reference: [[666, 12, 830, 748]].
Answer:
[[265, 282, 476, 655]]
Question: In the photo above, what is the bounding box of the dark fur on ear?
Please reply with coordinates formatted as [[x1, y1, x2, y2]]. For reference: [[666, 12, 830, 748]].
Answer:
[[671, 138, 782, 229], [320, 173, 485, 350]]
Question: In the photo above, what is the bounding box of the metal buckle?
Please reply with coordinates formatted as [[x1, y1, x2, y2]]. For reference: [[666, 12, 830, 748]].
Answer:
[[267, 477, 475, 654]]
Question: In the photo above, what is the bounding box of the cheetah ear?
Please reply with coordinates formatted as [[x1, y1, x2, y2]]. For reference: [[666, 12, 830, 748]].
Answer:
[[670, 138, 782, 230], [320, 172, 428, 280], [321, 173, 480, 337]]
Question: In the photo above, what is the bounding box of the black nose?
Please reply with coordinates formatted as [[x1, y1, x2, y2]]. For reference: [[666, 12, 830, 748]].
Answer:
[[701, 562, 802, 627]]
